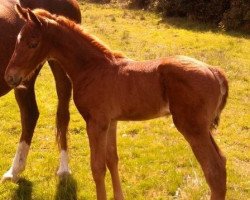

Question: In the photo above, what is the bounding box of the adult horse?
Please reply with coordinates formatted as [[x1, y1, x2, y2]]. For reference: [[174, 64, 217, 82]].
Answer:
[[0, 0, 81, 182], [5, 6, 229, 200]]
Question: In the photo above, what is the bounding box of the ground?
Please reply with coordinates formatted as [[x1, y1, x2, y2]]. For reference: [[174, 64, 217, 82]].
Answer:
[[0, 2, 249, 200]]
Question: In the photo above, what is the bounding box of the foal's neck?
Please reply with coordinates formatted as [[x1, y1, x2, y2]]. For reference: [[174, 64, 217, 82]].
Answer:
[[46, 20, 116, 82]]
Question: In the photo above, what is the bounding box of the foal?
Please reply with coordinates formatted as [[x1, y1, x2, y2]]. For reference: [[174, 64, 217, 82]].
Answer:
[[5, 5, 228, 200]]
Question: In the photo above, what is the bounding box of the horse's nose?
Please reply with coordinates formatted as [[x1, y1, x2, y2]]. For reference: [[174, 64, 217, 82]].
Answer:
[[5, 74, 22, 88]]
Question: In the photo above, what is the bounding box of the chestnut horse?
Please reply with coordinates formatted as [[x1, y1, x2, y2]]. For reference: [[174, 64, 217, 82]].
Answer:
[[5, 6, 229, 200], [0, 0, 81, 182]]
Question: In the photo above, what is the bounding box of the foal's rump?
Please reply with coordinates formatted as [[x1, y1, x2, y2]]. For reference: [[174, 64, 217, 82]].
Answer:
[[157, 56, 228, 130]]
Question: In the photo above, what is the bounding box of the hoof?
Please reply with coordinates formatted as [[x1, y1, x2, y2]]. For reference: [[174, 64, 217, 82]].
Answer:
[[1, 171, 20, 183]]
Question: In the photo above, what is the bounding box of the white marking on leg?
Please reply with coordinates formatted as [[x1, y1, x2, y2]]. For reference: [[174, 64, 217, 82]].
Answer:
[[2, 141, 30, 182], [57, 150, 71, 176]]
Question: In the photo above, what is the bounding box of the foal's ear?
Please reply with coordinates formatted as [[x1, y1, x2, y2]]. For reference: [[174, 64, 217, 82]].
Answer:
[[15, 4, 28, 21], [27, 9, 42, 28]]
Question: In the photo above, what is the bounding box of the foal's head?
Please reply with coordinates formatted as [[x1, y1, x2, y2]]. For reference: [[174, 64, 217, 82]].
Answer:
[[5, 5, 48, 87]]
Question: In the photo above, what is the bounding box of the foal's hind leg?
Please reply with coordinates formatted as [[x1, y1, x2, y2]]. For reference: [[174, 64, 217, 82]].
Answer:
[[188, 133, 226, 200], [49, 60, 72, 176], [106, 121, 124, 200], [172, 114, 226, 200], [2, 67, 41, 182]]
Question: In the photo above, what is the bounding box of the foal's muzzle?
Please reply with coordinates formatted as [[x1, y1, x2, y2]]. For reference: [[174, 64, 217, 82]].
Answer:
[[5, 74, 22, 88]]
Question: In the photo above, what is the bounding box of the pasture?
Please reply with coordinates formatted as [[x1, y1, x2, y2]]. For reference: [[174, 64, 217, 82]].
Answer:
[[0, 2, 249, 199]]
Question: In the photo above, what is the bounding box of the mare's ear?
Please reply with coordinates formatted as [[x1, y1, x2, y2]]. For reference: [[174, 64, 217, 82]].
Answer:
[[15, 4, 28, 21], [27, 9, 42, 28]]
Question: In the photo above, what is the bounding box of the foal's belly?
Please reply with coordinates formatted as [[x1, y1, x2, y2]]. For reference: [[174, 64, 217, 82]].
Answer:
[[116, 103, 171, 121]]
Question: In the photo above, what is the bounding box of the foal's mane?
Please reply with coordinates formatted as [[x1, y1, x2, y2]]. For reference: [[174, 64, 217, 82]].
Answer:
[[33, 9, 125, 60]]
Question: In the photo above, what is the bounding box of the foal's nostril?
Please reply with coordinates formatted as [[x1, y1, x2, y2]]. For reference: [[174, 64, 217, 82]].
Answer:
[[5, 75, 22, 87], [5, 75, 13, 84]]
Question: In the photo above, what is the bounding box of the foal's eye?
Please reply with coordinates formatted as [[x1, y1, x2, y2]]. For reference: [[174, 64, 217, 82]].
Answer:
[[28, 41, 39, 48]]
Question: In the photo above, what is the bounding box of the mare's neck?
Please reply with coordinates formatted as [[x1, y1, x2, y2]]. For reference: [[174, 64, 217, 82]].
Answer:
[[46, 21, 115, 83]]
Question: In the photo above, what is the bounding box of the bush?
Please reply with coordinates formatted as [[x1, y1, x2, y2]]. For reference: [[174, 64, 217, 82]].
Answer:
[[220, 0, 250, 31], [155, 0, 189, 17], [152, 0, 230, 23], [89, 0, 111, 3], [125, 0, 249, 31], [186, 0, 230, 23], [128, 0, 151, 8]]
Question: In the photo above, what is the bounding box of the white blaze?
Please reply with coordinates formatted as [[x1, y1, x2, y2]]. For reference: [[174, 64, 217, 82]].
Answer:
[[17, 32, 22, 43]]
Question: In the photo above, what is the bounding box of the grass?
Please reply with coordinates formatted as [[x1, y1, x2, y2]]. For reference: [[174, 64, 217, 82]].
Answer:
[[0, 1, 249, 199]]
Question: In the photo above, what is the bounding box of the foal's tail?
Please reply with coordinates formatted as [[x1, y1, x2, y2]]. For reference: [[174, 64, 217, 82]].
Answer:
[[209, 67, 229, 130]]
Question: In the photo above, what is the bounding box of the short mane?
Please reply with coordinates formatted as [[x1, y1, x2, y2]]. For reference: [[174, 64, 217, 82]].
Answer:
[[33, 9, 125, 60]]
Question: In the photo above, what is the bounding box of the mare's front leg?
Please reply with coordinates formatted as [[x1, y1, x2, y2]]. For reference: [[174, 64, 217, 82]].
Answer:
[[87, 117, 110, 200], [106, 121, 124, 200], [49, 60, 72, 176], [2, 67, 41, 182]]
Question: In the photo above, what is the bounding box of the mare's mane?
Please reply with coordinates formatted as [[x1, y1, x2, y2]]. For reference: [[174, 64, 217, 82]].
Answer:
[[33, 9, 125, 60]]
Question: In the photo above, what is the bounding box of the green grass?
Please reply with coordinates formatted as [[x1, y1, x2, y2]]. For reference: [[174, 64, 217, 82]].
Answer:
[[0, 1, 249, 199]]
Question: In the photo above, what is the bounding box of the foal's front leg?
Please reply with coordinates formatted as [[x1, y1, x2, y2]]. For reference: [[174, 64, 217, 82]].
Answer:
[[106, 121, 124, 200], [86, 118, 110, 200], [2, 67, 41, 182]]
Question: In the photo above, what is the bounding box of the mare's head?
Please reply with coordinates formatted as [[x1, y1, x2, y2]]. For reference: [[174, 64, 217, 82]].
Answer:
[[5, 4, 49, 87]]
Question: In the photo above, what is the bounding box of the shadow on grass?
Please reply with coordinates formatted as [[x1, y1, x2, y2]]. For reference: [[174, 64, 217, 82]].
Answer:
[[55, 174, 78, 200], [159, 17, 250, 39], [11, 178, 33, 200]]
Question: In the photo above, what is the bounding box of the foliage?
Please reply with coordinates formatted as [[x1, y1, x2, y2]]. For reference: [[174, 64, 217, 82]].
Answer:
[[221, 0, 250, 31], [121, 0, 249, 32]]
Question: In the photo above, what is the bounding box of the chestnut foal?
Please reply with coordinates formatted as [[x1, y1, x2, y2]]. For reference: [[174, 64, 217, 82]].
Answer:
[[5, 5, 228, 200], [0, 0, 81, 182]]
